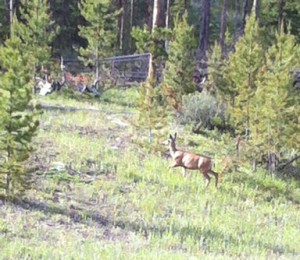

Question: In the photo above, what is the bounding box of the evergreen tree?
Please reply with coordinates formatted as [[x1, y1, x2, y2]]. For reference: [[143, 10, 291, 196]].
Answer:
[[171, 0, 189, 21], [250, 28, 300, 168], [0, 1, 9, 42], [225, 14, 264, 136], [207, 41, 227, 97], [50, 0, 86, 58], [0, 37, 40, 196], [260, 0, 300, 43], [134, 79, 169, 153], [14, 0, 57, 73], [131, 26, 170, 152], [131, 3, 171, 152], [162, 12, 196, 111], [78, 0, 119, 78]]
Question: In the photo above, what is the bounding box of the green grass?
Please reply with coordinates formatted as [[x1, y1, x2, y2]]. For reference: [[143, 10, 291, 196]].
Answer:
[[1, 88, 300, 259], [37, 85, 139, 113]]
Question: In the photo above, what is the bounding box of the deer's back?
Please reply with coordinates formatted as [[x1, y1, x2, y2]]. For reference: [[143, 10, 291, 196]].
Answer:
[[181, 152, 200, 169], [181, 152, 212, 171]]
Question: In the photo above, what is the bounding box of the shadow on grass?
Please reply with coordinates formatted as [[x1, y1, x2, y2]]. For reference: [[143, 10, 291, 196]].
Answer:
[[226, 169, 300, 204], [0, 194, 296, 256]]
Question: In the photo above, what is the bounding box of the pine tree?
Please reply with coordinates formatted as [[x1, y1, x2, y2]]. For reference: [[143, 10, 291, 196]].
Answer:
[[162, 12, 196, 111], [225, 14, 264, 136], [78, 0, 119, 78], [0, 37, 40, 196], [207, 41, 227, 97], [131, 26, 170, 152], [250, 28, 300, 170], [0, 1, 9, 42], [131, 2, 171, 153], [13, 0, 57, 73], [134, 79, 169, 153]]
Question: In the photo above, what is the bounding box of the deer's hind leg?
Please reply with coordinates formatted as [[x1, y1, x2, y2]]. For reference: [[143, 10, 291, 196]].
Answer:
[[209, 170, 219, 188], [202, 172, 211, 188]]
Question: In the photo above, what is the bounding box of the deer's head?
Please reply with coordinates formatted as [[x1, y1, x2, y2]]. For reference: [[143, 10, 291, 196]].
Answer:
[[167, 133, 177, 149]]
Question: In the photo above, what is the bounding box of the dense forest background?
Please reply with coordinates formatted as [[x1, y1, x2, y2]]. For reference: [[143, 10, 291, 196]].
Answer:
[[1, 0, 300, 58]]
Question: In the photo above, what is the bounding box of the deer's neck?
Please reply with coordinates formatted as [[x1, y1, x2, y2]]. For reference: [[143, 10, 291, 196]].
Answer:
[[169, 144, 177, 158]]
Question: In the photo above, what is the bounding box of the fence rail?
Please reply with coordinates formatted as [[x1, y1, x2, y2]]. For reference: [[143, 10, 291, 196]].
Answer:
[[63, 53, 150, 86]]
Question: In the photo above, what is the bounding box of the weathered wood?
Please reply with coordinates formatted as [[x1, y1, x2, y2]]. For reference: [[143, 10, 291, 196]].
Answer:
[[278, 155, 300, 170], [220, 0, 229, 53], [197, 0, 211, 64], [278, 0, 285, 33]]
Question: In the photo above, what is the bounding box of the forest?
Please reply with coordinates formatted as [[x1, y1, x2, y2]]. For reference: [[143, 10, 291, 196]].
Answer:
[[0, 0, 300, 259]]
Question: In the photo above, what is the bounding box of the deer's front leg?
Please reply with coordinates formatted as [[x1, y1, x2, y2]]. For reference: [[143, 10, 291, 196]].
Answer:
[[182, 167, 187, 177], [169, 161, 178, 169]]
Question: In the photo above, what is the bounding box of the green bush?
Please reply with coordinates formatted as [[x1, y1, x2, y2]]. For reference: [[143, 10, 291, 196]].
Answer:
[[181, 92, 229, 133]]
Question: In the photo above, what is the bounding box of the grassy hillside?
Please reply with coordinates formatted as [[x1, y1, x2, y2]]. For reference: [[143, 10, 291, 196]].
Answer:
[[0, 88, 299, 259]]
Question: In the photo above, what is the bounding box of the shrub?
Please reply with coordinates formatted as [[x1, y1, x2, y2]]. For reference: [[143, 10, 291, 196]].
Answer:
[[181, 92, 229, 133]]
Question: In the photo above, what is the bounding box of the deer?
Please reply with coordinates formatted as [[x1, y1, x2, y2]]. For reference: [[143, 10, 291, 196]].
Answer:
[[166, 133, 219, 188]]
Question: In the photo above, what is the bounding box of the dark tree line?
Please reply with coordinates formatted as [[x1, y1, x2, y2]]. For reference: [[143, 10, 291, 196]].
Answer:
[[1, 0, 299, 60]]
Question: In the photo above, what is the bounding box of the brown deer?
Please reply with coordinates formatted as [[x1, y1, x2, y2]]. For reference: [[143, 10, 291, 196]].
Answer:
[[167, 133, 219, 188]]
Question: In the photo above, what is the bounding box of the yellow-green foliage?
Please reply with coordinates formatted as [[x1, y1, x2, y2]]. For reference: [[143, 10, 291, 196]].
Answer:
[[78, 0, 120, 65], [13, 0, 57, 69], [210, 14, 300, 164], [0, 37, 40, 196], [225, 14, 264, 134], [251, 29, 300, 158], [163, 12, 196, 110]]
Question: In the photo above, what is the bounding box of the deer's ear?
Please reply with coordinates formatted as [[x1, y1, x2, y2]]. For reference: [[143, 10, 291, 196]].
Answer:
[[169, 134, 173, 140], [174, 133, 177, 140]]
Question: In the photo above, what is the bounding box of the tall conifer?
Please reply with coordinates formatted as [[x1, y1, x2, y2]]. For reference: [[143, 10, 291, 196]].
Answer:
[[78, 0, 119, 78], [14, 0, 57, 72], [0, 37, 40, 196], [225, 14, 264, 136], [162, 12, 196, 110], [251, 28, 300, 166]]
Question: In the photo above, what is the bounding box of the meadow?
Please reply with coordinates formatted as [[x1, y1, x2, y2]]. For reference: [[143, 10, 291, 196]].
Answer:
[[0, 87, 299, 259]]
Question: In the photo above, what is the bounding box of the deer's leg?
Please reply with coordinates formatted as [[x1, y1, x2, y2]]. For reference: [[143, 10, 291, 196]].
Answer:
[[169, 162, 179, 169], [182, 167, 186, 177], [203, 172, 211, 188], [209, 170, 219, 188]]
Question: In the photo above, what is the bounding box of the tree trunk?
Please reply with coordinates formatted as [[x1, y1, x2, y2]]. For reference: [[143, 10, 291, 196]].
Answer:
[[197, 0, 211, 69], [252, 159, 257, 172], [220, 0, 229, 54], [278, 155, 300, 170], [152, 0, 165, 30], [267, 153, 279, 175], [129, 0, 134, 51], [233, 0, 240, 42], [241, 0, 249, 35], [278, 0, 285, 33], [147, 0, 165, 85], [184, 0, 188, 9], [145, 0, 152, 28], [254, 0, 260, 19], [252, 0, 258, 16], [152, 0, 159, 30], [145, 0, 165, 144], [10, 0, 13, 37], [118, 0, 124, 50], [165, 0, 170, 51]]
